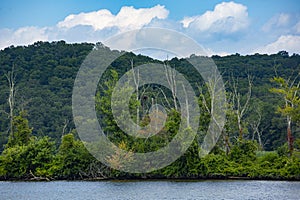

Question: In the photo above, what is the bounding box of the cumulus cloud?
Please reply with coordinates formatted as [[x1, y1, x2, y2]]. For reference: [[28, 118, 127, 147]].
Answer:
[[254, 35, 300, 54], [1, 3, 299, 57], [0, 26, 48, 49], [0, 5, 169, 49], [57, 5, 169, 31], [102, 27, 224, 60], [180, 1, 249, 33]]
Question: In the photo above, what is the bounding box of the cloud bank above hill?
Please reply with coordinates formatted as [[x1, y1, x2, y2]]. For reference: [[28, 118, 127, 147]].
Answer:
[[0, 2, 299, 57]]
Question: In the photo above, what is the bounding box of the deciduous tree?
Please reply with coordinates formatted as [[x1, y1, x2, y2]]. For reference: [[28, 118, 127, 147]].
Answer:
[[270, 76, 300, 156]]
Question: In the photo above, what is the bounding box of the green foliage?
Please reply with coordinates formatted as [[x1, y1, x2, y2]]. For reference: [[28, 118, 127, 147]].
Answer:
[[0, 145, 28, 178], [229, 140, 258, 162], [0, 42, 300, 180], [6, 111, 32, 148], [0, 41, 93, 148], [0, 136, 55, 179], [277, 143, 290, 157], [50, 132, 94, 179], [198, 153, 230, 176], [0, 42, 300, 151], [270, 76, 300, 122]]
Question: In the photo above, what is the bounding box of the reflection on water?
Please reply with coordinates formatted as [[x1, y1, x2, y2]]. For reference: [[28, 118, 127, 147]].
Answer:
[[1, 180, 300, 200]]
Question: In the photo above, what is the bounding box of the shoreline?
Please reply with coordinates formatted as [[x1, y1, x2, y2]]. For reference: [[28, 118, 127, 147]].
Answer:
[[1, 176, 299, 182]]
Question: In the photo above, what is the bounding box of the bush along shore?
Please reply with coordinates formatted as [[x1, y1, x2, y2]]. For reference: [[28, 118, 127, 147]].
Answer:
[[0, 131, 299, 181]]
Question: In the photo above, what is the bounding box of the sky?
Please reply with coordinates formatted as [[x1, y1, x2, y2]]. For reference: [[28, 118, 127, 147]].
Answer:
[[0, 0, 300, 56]]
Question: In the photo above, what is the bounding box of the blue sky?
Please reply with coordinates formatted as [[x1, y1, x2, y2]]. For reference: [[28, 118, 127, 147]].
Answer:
[[0, 0, 299, 56]]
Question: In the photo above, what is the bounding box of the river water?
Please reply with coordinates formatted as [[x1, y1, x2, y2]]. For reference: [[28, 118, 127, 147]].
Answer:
[[1, 180, 299, 200]]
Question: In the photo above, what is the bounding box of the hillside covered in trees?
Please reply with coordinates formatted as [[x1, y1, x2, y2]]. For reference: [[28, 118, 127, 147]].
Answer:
[[0, 41, 299, 180]]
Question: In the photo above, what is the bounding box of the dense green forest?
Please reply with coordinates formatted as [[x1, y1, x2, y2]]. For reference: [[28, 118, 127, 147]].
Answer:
[[0, 41, 299, 180]]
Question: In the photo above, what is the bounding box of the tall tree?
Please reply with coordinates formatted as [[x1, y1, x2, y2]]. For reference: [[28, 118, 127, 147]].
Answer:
[[270, 76, 300, 156], [231, 75, 253, 140], [198, 69, 227, 156], [5, 65, 16, 141]]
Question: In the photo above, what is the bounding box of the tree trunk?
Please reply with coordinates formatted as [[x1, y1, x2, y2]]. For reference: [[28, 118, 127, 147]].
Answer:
[[5, 66, 16, 140], [257, 131, 263, 150], [223, 132, 230, 155], [238, 120, 243, 140], [182, 83, 190, 127], [131, 59, 140, 126], [164, 64, 178, 111], [287, 117, 294, 156]]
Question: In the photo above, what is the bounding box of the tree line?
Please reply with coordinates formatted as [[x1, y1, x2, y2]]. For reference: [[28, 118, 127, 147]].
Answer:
[[0, 41, 299, 180]]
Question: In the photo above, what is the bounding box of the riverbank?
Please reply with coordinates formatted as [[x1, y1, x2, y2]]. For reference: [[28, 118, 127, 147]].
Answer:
[[1, 174, 300, 182], [1, 135, 299, 182]]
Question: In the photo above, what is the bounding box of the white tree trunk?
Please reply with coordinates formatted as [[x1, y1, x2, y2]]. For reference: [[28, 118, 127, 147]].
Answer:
[[5, 65, 16, 139]]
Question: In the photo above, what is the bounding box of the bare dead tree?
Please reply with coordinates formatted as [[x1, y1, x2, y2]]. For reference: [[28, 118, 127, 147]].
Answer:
[[156, 86, 171, 110], [164, 63, 178, 111], [182, 83, 190, 127], [249, 108, 264, 150], [198, 70, 226, 151], [62, 119, 69, 136], [231, 75, 253, 140], [131, 59, 140, 125], [5, 65, 16, 139]]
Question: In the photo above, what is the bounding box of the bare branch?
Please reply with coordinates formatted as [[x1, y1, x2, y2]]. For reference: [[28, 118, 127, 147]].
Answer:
[[230, 74, 253, 139], [164, 62, 178, 110]]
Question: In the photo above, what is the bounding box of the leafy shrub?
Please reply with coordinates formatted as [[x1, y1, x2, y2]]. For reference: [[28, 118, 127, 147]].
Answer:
[[229, 140, 258, 163]]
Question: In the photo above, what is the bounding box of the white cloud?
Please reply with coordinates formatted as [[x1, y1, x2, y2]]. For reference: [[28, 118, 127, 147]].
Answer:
[[254, 35, 300, 54], [0, 3, 298, 57], [180, 1, 249, 33], [181, 16, 197, 28], [104, 27, 208, 58], [0, 26, 48, 49], [262, 13, 291, 32], [0, 5, 169, 50], [57, 5, 169, 31]]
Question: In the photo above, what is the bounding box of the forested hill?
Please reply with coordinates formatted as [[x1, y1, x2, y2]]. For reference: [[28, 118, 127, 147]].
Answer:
[[0, 41, 300, 152]]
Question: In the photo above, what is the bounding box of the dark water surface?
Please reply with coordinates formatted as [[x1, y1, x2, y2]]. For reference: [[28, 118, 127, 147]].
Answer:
[[1, 180, 300, 200]]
